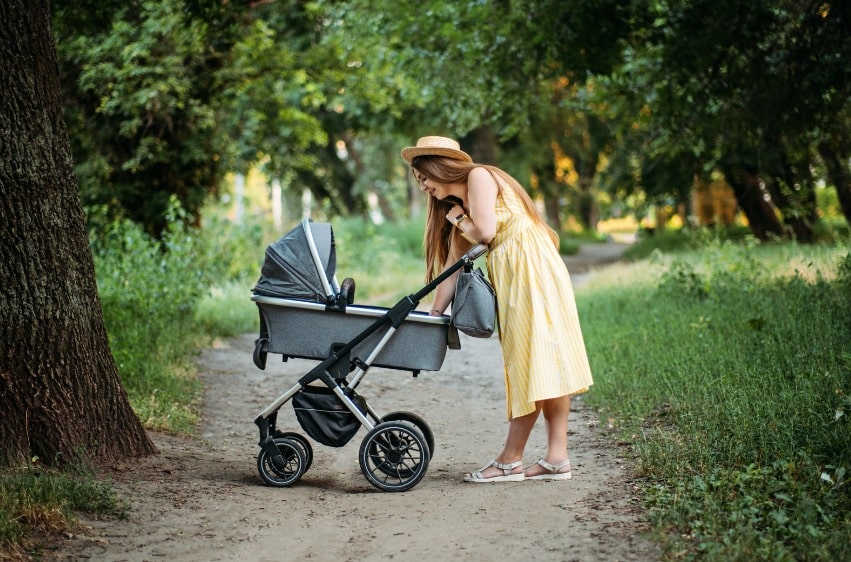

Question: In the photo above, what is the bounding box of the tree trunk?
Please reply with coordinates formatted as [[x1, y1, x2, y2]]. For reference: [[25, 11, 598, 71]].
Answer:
[[0, 0, 156, 466], [462, 126, 498, 164], [818, 142, 851, 225], [545, 191, 561, 230], [752, 129, 817, 242], [762, 151, 816, 243], [576, 177, 598, 230], [721, 165, 785, 240]]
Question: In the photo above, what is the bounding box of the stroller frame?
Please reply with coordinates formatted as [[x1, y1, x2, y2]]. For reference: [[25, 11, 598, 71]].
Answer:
[[252, 219, 486, 492]]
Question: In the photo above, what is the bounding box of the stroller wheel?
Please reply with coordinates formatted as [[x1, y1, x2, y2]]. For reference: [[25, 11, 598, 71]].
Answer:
[[257, 437, 306, 487], [381, 411, 435, 460], [359, 421, 429, 492], [273, 431, 314, 472]]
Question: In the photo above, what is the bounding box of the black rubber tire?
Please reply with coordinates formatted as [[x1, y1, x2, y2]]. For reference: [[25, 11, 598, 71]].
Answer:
[[257, 437, 306, 487], [359, 421, 429, 492], [273, 431, 314, 472], [381, 411, 435, 460]]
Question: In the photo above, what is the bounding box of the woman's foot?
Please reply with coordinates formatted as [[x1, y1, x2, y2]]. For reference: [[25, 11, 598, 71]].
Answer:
[[463, 459, 525, 483], [524, 458, 572, 480]]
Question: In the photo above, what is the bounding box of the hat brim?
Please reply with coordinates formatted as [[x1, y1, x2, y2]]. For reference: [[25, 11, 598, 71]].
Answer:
[[401, 146, 473, 163]]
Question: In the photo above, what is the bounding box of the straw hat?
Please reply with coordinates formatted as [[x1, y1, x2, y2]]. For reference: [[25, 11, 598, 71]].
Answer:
[[400, 136, 473, 163]]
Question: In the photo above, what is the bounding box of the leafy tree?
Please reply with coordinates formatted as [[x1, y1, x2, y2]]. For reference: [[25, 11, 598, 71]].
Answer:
[[54, 0, 254, 234], [320, 0, 641, 227], [1, 0, 156, 466], [600, 0, 851, 240]]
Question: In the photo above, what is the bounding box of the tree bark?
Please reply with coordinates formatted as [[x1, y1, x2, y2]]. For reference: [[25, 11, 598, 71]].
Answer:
[[462, 126, 498, 165], [0, 0, 156, 466], [721, 165, 785, 240]]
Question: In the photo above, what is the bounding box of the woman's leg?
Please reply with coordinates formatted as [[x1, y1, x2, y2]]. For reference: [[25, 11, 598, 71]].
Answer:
[[524, 395, 572, 477], [471, 407, 540, 478]]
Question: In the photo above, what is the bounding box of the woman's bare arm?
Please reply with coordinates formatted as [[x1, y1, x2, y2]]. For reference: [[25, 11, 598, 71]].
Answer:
[[446, 167, 498, 244]]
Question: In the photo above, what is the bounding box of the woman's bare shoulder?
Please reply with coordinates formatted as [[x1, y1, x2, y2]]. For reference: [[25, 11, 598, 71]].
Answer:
[[468, 166, 499, 191]]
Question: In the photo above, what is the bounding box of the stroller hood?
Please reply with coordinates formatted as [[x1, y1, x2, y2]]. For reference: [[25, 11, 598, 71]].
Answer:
[[253, 219, 337, 302]]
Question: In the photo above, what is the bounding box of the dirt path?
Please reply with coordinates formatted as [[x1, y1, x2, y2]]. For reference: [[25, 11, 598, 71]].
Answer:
[[49, 242, 661, 562]]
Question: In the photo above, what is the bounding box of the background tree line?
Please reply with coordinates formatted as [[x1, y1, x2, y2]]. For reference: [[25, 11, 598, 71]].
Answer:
[[54, 0, 851, 240]]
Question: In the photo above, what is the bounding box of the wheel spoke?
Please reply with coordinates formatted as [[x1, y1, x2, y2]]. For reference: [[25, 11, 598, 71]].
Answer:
[[359, 422, 429, 492]]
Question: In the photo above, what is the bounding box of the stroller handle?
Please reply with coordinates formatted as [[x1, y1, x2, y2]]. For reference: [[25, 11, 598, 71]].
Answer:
[[464, 244, 488, 262], [405, 243, 488, 307]]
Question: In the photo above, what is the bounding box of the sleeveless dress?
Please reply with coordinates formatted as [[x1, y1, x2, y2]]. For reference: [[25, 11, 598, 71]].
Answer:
[[485, 184, 594, 419]]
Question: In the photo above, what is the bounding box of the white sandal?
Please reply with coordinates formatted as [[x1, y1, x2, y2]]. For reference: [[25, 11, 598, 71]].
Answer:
[[524, 458, 572, 481], [463, 459, 525, 483]]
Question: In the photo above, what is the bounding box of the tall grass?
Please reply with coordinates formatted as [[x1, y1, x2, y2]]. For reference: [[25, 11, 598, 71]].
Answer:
[[332, 215, 429, 306], [88, 199, 275, 430], [580, 240, 851, 560]]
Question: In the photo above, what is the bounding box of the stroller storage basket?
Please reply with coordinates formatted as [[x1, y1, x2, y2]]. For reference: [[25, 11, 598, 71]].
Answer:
[[293, 385, 365, 447], [252, 295, 451, 372]]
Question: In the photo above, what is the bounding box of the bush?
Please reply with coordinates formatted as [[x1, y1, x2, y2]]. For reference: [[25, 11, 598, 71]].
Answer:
[[87, 199, 240, 432]]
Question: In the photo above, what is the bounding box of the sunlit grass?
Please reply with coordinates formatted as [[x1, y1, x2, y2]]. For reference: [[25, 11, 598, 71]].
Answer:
[[578, 239, 851, 561]]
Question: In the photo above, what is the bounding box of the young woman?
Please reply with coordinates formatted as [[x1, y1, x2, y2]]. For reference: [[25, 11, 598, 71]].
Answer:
[[401, 136, 594, 482]]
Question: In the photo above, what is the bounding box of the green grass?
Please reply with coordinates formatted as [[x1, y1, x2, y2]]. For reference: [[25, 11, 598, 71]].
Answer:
[[579, 239, 851, 561], [194, 278, 260, 337], [0, 462, 126, 557], [332, 215, 431, 306]]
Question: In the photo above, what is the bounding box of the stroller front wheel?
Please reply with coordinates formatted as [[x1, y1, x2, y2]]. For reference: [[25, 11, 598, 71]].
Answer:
[[273, 430, 314, 472], [359, 421, 429, 492], [257, 437, 307, 487]]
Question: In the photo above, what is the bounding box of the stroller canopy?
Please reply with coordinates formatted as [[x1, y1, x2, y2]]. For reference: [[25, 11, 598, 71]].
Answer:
[[254, 219, 338, 301]]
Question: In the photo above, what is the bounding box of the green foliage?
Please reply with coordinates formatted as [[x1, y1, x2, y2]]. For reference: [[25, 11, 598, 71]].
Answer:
[[87, 198, 254, 432], [58, 1, 228, 234], [0, 461, 125, 557], [53, 0, 851, 240], [580, 242, 851, 560], [217, 6, 331, 174], [332, 216, 428, 306]]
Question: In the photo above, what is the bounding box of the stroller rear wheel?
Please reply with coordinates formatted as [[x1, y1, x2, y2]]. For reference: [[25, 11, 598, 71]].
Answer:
[[257, 437, 307, 487], [359, 421, 429, 492], [381, 411, 435, 460], [273, 430, 314, 472]]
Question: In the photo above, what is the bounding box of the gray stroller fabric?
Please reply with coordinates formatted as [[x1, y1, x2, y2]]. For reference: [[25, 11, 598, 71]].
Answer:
[[253, 220, 337, 301]]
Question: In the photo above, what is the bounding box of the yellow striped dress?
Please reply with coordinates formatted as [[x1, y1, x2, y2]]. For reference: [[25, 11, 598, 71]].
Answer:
[[485, 184, 594, 419]]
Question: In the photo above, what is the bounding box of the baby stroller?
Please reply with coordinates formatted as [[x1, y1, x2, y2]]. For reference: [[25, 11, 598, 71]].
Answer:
[[251, 218, 485, 492]]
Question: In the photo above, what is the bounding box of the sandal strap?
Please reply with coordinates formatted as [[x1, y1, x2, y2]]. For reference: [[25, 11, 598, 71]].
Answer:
[[491, 459, 523, 474], [474, 459, 522, 477], [536, 458, 571, 473]]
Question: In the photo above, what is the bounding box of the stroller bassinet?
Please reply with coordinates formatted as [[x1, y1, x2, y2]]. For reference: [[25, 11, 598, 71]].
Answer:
[[251, 218, 485, 492], [252, 219, 451, 373]]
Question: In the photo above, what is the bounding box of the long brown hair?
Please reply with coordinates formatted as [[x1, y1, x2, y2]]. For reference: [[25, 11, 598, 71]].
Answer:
[[411, 156, 558, 282]]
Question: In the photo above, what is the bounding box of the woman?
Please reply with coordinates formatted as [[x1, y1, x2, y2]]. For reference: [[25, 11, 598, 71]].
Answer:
[[401, 136, 594, 483]]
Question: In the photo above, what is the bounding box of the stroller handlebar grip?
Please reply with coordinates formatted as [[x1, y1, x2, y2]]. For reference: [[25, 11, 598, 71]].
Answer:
[[465, 244, 488, 261]]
